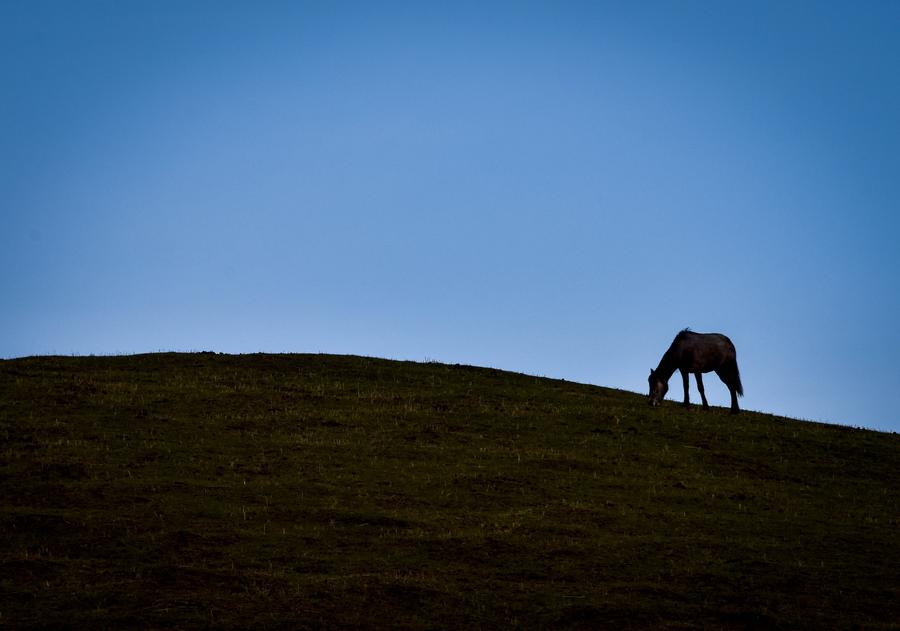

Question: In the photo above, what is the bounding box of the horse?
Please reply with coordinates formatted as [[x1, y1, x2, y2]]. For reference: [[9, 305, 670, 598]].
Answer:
[[648, 329, 743, 413]]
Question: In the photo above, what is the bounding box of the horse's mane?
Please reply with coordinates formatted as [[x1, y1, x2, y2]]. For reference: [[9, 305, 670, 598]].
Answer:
[[676, 327, 692, 339]]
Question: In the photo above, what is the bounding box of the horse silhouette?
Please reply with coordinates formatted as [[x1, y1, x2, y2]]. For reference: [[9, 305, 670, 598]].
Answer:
[[648, 329, 743, 413]]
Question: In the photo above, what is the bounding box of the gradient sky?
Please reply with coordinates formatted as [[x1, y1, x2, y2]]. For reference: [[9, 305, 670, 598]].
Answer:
[[3, 2, 899, 431]]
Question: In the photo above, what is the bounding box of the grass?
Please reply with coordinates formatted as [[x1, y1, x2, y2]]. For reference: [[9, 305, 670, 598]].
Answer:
[[1, 352, 899, 629]]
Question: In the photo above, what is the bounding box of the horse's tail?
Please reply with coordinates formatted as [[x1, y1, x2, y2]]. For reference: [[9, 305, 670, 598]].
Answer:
[[733, 360, 744, 397]]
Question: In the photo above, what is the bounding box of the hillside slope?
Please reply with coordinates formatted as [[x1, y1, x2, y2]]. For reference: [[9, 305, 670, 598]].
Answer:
[[2, 353, 899, 629]]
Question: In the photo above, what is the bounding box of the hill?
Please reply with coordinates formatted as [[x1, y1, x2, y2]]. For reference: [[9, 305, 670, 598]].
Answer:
[[1, 353, 899, 629]]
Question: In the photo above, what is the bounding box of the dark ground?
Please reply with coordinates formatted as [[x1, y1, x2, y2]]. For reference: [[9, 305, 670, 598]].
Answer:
[[2, 353, 899, 629]]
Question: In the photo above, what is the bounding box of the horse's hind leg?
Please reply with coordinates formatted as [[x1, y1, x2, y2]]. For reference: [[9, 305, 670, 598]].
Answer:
[[695, 373, 709, 410], [680, 368, 690, 408], [715, 367, 740, 414]]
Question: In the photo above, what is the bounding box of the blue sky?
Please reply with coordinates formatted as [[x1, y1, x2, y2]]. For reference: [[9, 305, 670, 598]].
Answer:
[[3, 2, 899, 431]]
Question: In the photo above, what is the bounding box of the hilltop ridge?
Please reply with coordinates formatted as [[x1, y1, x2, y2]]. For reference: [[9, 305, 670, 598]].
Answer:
[[2, 353, 899, 628]]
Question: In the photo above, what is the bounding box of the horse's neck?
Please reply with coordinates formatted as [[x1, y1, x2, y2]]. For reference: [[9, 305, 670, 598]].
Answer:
[[655, 349, 679, 382]]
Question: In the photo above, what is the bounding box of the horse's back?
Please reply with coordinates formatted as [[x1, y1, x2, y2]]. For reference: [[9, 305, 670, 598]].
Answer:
[[675, 330, 734, 349], [672, 331, 736, 370]]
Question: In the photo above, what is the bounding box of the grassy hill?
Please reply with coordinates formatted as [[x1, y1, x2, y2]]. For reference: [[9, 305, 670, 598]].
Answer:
[[2, 353, 899, 629]]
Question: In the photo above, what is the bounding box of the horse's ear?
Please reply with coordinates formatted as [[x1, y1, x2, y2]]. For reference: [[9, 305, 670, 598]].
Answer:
[[649, 369, 655, 377]]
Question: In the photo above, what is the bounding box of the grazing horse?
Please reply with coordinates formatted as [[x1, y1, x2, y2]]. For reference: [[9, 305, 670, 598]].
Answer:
[[648, 329, 743, 413]]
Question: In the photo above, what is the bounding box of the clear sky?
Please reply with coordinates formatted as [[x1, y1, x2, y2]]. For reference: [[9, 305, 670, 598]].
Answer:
[[3, 2, 899, 431]]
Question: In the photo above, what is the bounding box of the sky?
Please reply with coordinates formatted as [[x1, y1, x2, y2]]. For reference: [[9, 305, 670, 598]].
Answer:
[[2, 1, 899, 432]]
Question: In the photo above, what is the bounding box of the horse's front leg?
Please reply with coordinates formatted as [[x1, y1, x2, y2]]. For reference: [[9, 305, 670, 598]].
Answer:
[[680, 369, 690, 408]]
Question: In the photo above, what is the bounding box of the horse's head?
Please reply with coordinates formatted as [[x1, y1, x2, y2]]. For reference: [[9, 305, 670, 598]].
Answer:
[[648, 369, 668, 406]]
